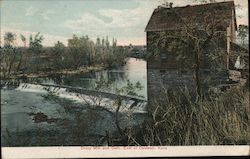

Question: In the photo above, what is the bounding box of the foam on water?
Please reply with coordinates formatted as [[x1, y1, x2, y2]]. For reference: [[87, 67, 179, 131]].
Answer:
[[16, 83, 48, 93], [14, 83, 147, 113]]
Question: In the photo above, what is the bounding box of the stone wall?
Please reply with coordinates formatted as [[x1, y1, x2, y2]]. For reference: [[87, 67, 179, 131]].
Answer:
[[147, 69, 196, 106], [146, 67, 231, 108]]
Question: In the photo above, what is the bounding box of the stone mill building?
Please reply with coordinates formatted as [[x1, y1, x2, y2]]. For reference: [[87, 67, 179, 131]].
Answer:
[[145, 1, 248, 105]]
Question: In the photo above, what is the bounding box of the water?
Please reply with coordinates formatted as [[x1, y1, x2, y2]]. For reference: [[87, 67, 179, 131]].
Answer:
[[1, 58, 147, 146]]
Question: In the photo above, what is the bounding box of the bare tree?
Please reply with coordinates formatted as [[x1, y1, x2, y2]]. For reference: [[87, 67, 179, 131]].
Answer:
[[149, 1, 232, 96]]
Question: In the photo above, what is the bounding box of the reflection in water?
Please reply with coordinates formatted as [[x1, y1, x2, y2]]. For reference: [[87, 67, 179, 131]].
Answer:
[[2, 58, 147, 98]]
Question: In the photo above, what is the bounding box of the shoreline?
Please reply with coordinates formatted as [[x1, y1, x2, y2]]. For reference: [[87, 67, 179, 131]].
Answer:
[[2, 65, 104, 80]]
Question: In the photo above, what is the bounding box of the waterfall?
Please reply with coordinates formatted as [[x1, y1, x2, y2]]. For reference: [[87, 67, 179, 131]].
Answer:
[[13, 83, 147, 113], [16, 83, 48, 93]]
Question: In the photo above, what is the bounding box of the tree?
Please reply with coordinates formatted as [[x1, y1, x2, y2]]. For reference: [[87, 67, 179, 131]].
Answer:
[[53, 41, 65, 55], [52, 41, 66, 69], [160, 1, 173, 8], [238, 25, 249, 45], [150, 1, 230, 96], [29, 32, 44, 53], [68, 35, 91, 68], [94, 37, 102, 64], [2, 32, 17, 77], [16, 34, 27, 72], [4, 32, 16, 46], [20, 34, 27, 47], [27, 32, 44, 72], [79, 76, 144, 145]]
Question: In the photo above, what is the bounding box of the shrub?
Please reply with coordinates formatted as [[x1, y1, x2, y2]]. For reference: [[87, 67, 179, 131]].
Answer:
[[140, 87, 250, 145]]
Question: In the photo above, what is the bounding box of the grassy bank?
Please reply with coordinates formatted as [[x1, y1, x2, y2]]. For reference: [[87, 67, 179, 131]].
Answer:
[[137, 86, 250, 145]]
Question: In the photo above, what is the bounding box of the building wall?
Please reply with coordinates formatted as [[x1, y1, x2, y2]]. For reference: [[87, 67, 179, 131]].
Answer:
[[146, 29, 230, 106], [226, 9, 237, 69], [147, 69, 195, 103]]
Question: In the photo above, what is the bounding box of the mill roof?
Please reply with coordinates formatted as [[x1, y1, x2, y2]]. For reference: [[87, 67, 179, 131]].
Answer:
[[145, 1, 237, 32]]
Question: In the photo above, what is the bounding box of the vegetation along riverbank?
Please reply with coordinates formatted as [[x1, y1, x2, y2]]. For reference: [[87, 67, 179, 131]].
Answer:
[[1, 32, 129, 79]]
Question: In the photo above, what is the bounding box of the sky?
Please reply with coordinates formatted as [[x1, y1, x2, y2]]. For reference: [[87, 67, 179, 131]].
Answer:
[[0, 0, 248, 46]]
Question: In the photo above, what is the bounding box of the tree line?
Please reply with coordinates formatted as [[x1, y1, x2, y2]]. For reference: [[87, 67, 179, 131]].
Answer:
[[0, 32, 129, 79]]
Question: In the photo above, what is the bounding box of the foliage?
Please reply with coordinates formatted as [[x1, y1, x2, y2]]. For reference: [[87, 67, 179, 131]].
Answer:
[[0, 32, 23, 78], [0, 45, 17, 77], [0, 32, 129, 78], [115, 80, 143, 97], [4, 32, 16, 46], [148, 1, 230, 96], [29, 32, 44, 53], [53, 41, 65, 54], [67, 35, 92, 68], [52, 41, 66, 69], [140, 87, 250, 145], [238, 25, 249, 45], [20, 34, 27, 47], [79, 75, 144, 144], [66, 35, 128, 69]]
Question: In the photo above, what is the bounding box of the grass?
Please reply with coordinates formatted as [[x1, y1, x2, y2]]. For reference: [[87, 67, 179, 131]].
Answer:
[[140, 86, 250, 145]]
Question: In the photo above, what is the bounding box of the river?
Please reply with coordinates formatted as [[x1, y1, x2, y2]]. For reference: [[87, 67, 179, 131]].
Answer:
[[1, 58, 147, 146]]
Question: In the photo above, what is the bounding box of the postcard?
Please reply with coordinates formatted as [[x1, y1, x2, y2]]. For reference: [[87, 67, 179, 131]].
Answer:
[[1, 0, 249, 158]]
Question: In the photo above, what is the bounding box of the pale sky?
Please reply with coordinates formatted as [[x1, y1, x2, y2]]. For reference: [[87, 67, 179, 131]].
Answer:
[[0, 0, 248, 46]]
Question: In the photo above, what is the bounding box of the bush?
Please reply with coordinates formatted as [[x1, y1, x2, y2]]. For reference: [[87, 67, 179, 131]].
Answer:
[[140, 87, 250, 145]]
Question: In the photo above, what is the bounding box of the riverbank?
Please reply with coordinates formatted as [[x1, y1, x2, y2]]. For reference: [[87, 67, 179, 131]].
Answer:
[[2, 64, 104, 80]]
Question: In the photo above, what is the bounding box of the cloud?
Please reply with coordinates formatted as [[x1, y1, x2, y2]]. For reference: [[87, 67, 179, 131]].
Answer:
[[1, 27, 68, 47], [40, 10, 55, 20], [25, 6, 38, 16], [25, 6, 55, 20], [25, 0, 249, 45], [117, 37, 146, 46], [65, 13, 107, 31], [64, 0, 158, 43]]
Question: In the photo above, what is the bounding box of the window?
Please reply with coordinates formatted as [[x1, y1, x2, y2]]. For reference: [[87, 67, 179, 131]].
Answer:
[[160, 53, 167, 64], [203, 70, 211, 74], [181, 70, 187, 74], [160, 69, 166, 73], [160, 53, 167, 60]]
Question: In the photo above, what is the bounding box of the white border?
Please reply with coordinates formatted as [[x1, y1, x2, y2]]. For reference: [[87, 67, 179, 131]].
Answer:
[[2, 146, 250, 158]]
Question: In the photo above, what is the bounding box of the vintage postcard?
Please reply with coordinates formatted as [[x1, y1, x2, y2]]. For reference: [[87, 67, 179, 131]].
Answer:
[[0, 0, 249, 158]]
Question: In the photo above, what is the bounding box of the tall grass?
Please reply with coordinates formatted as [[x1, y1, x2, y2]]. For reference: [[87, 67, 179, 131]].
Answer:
[[141, 87, 250, 145]]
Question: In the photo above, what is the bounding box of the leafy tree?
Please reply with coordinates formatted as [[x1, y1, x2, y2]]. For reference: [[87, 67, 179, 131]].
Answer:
[[52, 41, 66, 69], [26, 32, 44, 72], [94, 37, 102, 63], [238, 25, 249, 45], [29, 32, 44, 53], [160, 1, 173, 8], [53, 41, 65, 55], [67, 34, 128, 69], [1, 32, 17, 77], [20, 34, 27, 47], [4, 32, 16, 46], [16, 34, 27, 72], [68, 35, 92, 68]]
